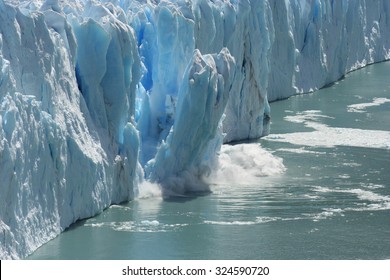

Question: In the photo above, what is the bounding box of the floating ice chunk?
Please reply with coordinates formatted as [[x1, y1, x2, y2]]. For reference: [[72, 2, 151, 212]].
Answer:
[[347, 97, 390, 113], [265, 125, 390, 149], [265, 110, 390, 149]]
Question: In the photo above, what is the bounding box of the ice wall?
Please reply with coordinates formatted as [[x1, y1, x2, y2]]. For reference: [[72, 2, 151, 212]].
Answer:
[[1, 0, 390, 259], [268, 0, 390, 100], [129, 0, 273, 144], [0, 0, 141, 259]]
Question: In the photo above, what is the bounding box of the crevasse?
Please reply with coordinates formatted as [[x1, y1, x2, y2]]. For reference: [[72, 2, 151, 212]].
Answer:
[[0, 0, 389, 259]]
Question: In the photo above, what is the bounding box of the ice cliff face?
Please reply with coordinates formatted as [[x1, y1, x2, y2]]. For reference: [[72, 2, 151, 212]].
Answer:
[[0, 0, 141, 259], [1, 0, 390, 259], [268, 0, 390, 100]]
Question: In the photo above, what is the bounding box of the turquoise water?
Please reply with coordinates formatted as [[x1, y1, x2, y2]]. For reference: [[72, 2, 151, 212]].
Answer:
[[28, 62, 390, 260]]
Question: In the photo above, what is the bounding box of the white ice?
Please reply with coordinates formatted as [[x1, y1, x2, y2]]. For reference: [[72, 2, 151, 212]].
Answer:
[[347, 97, 390, 113], [264, 110, 390, 149]]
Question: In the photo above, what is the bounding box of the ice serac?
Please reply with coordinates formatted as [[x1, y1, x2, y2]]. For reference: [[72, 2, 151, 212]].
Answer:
[[219, 0, 273, 142], [126, 0, 197, 168], [1, 0, 390, 259], [146, 48, 235, 194]]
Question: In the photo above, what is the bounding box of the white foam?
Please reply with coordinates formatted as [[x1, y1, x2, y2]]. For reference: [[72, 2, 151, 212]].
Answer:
[[343, 201, 390, 212], [365, 183, 385, 190], [312, 186, 332, 193], [84, 220, 187, 233], [109, 205, 131, 211], [256, 216, 282, 223], [312, 186, 390, 202], [308, 200, 390, 221], [84, 222, 107, 228], [308, 228, 319, 233], [112, 222, 136, 232], [310, 208, 345, 221], [277, 148, 326, 155], [347, 98, 390, 113], [204, 216, 280, 226], [349, 189, 390, 202], [137, 181, 162, 199], [204, 216, 307, 226], [342, 162, 362, 167], [204, 143, 286, 186], [303, 194, 321, 199], [313, 184, 390, 206], [204, 220, 257, 225], [140, 220, 160, 226], [113, 221, 188, 232]]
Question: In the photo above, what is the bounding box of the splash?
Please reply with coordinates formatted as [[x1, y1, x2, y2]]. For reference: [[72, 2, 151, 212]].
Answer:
[[204, 143, 286, 186]]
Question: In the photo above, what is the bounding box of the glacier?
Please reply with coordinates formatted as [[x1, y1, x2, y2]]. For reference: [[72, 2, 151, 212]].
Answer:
[[1, 0, 390, 259]]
